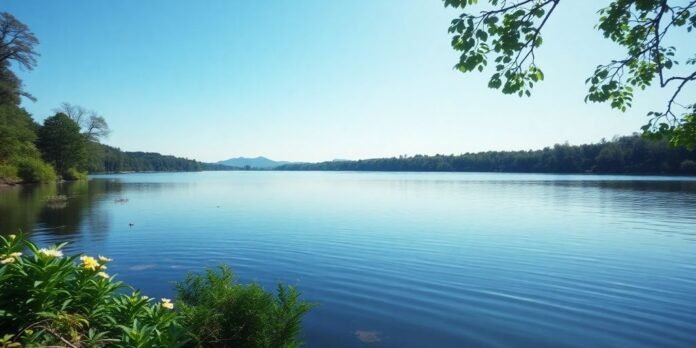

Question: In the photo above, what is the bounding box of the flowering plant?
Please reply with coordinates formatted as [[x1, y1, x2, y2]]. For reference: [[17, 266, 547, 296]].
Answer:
[[0, 233, 314, 347], [0, 234, 185, 347]]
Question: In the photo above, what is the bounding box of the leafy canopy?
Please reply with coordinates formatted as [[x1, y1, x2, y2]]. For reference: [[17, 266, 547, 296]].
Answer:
[[37, 113, 88, 175], [444, 0, 696, 149]]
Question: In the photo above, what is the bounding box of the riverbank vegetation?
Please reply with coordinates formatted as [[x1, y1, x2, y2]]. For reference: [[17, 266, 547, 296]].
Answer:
[[278, 135, 696, 174], [0, 234, 314, 347]]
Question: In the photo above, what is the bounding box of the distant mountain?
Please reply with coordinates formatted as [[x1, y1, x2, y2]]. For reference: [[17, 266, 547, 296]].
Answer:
[[217, 156, 290, 169]]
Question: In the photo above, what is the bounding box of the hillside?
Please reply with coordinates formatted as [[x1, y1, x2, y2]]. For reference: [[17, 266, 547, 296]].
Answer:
[[218, 156, 289, 169]]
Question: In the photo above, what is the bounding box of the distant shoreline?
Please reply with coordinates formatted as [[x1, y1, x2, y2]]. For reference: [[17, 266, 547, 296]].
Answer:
[[89, 170, 696, 177]]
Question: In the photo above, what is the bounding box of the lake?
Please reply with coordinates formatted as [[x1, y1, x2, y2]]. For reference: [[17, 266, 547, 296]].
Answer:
[[1, 171, 696, 347]]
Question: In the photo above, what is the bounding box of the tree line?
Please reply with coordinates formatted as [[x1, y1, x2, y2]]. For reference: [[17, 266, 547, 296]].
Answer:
[[86, 143, 228, 173], [278, 135, 696, 174]]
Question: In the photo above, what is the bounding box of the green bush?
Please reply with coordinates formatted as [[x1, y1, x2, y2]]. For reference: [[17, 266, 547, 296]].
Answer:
[[14, 158, 57, 183], [63, 167, 88, 181], [0, 234, 186, 347], [176, 265, 315, 348]]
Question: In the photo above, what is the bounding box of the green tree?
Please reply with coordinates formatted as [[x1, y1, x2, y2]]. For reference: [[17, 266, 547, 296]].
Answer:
[[37, 113, 87, 176], [443, 0, 696, 149], [55, 102, 111, 142]]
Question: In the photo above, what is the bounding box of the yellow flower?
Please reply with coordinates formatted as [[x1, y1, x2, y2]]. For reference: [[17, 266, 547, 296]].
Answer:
[[160, 298, 174, 310], [8, 234, 16, 240], [80, 255, 100, 271], [97, 272, 109, 279], [98, 255, 112, 263], [38, 248, 63, 258], [1, 257, 15, 264]]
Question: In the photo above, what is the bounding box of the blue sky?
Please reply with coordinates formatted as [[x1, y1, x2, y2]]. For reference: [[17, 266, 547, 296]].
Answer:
[[3, 1, 692, 162]]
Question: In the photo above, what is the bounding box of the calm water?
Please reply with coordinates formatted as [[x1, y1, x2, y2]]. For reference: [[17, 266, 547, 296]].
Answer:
[[1, 171, 696, 347]]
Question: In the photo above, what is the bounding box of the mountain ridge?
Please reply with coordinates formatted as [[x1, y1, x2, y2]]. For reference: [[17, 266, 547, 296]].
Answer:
[[217, 156, 290, 169]]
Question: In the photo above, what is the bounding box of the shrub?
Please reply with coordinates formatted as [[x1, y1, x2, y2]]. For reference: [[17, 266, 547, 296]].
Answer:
[[176, 265, 315, 348], [14, 158, 57, 183], [0, 163, 19, 183], [63, 167, 88, 181], [0, 234, 187, 347]]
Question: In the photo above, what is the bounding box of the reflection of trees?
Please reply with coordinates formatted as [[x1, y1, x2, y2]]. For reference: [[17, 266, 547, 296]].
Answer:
[[0, 179, 125, 237], [0, 184, 57, 234]]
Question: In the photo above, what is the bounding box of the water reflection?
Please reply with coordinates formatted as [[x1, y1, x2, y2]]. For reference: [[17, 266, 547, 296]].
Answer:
[[0, 180, 124, 237], [2, 174, 695, 240]]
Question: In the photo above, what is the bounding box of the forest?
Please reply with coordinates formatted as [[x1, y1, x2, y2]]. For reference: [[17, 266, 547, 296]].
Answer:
[[85, 143, 229, 173], [278, 135, 696, 174]]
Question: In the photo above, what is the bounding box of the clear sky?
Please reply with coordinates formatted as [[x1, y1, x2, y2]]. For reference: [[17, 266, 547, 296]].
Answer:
[[3, 1, 692, 162]]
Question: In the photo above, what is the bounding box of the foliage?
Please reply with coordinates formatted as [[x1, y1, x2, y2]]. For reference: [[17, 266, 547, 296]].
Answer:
[[0, 234, 187, 347], [278, 135, 696, 174], [0, 235, 314, 348], [63, 167, 88, 181], [444, 0, 696, 148], [0, 163, 18, 183], [176, 265, 315, 348], [0, 63, 26, 106], [55, 102, 111, 142], [15, 157, 57, 183], [86, 143, 229, 173], [37, 113, 88, 176], [445, 0, 556, 97], [0, 104, 40, 162], [0, 13, 38, 71], [0, 104, 55, 184], [0, 14, 56, 185], [0, 12, 39, 104]]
